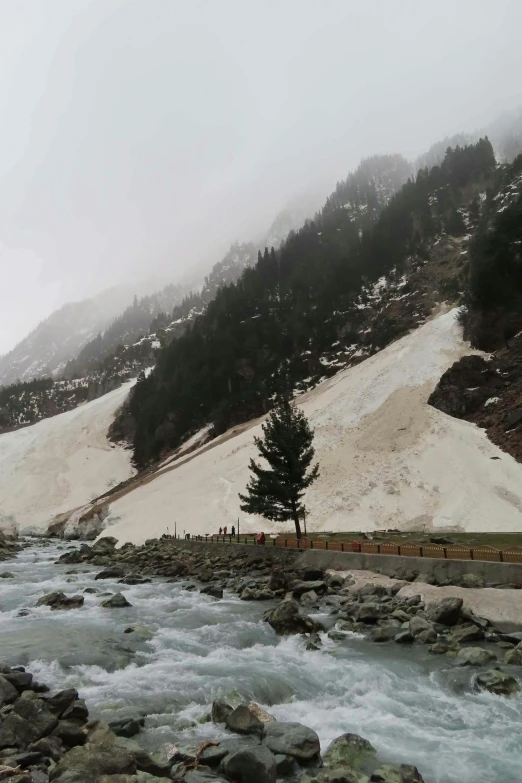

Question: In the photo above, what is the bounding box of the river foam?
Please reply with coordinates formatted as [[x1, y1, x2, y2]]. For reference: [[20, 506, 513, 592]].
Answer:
[[1, 542, 521, 783]]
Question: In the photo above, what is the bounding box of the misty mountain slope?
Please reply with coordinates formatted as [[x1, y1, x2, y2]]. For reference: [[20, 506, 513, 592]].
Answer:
[[0, 286, 137, 387], [123, 140, 496, 467], [98, 309, 522, 545], [0, 381, 135, 535]]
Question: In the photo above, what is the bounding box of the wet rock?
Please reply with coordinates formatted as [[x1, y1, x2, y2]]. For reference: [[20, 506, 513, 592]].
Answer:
[[0, 571, 14, 578], [460, 608, 489, 630], [324, 733, 376, 771], [49, 739, 136, 782], [325, 573, 347, 590], [291, 581, 326, 597], [394, 631, 414, 645], [1, 670, 33, 693], [454, 647, 497, 667], [0, 697, 58, 748], [358, 584, 388, 599], [416, 628, 437, 645], [211, 700, 233, 724], [0, 674, 20, 707], [355, 604, 380, 624], [225, 705, 264, 737], [36, 592, 84, 611], [328, 631, 349, 642], [263, 722, 320, 762], [95, 566, 125, 580], [184, 770, 228, 783], [425, 597, 463, 627], [367, 625, 398, 643], [475, 669, 520, 696], [29, 736, 64, 762], [119, 576, 151, 585], [275, 753, 296, 776], [391, 610, 410, 623], [428, 640, 458, 655], [83, 588, 98, 594], [503, 643, 522, 665], [224, 745, 277, 783], [450, 625, 484, 644], [247, 702, 276, 725], [264, 600, 323, 636], [61, 699, 89, 723], [108, 716, 145, 738], [44, 690, 79, 717], [101, 592, 132, 608], [51, 720, 87, 747], [240, 587, 275, 601], [199, 585, 224, 599], [408, 616, 432, 638], [370, 764, 425, 782]]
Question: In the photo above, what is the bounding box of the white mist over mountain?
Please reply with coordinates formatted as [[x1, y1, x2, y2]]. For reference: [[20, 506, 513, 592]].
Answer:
[[0, 0, 521, 354]]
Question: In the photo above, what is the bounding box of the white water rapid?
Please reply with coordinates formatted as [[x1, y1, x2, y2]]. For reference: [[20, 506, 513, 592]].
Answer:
[[1, 542, 521, 782]]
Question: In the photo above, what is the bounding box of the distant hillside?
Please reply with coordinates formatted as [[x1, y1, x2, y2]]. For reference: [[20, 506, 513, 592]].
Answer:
[[0, 286, 137, 386]]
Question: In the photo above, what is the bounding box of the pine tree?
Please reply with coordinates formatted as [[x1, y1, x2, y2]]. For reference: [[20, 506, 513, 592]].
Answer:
[[239, 396, 319, 538]]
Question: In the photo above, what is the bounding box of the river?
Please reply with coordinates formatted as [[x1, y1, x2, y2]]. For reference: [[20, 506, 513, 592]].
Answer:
[[1, 541, 521, 782]]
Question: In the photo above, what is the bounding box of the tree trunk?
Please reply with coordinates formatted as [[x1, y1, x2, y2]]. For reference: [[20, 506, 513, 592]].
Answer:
[[292, 504, 302, 539]]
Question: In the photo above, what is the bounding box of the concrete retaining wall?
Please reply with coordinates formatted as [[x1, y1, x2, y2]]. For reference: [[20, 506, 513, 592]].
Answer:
[[296, 549, 522, 584], [173, 539, 522, 583]]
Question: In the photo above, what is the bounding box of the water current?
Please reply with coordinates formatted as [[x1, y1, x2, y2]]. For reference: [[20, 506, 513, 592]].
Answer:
[[1, 542, 521, 782]]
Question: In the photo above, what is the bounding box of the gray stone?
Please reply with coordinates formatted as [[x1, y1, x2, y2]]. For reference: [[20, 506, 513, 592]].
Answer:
[[426, 597, 463, 626], [503, 644, 522, 665], [225, 705, 264, 737], [459, 574, 485, 589], [0, 674, 19, 707], [263, 722, 320, 762], [2, 670, 33, 692], [184, 771, 228, 783], [370, 764, 426, 782], [451, 625, 484, 644], [367, 625, 398, 643], [355, 604, 380, 624], [108, 716, 145, 738], [101, 592, 132, 608], [51, 720, 86, 747], [454, 647, 497, 667], [394, 631, 414, 645], [475, 669, 520, 696], [211, 700, 233, 724], [200, 585, 224, 599], [324, 733, 376, 772], [44, 689, 79, 716], [36, 592, 84, 611], [49, 740, 136, 781], [408, 616, 431, 637], [95, 566, 125, 580], [275, 754, 296, 776], [264, 600, 323, 636], [224, 745, 277, 783], [416, 627, 437, 645]]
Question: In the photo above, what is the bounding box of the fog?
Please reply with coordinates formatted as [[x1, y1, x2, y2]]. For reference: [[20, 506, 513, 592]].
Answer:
[[0, 0, 521, 355]]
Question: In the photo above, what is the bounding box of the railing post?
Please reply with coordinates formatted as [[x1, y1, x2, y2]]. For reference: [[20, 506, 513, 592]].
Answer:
[[499, 550, 504, 563], [341, 543, 344, 552], [397, 545, 401, 555], [470, 548, 474, 560], [419, 546, 423, 557], [377, 544, 381, 554], [325, 540, 329, 550]]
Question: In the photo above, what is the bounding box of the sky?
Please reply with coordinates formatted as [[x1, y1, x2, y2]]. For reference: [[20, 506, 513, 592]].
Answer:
[[0, 0, 521, 355]]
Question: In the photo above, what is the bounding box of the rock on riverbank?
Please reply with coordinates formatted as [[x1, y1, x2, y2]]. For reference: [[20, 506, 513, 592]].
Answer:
[[0, 661, 428, 783]]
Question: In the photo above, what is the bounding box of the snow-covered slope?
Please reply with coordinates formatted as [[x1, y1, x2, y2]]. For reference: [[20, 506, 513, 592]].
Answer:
[[100, 309, 522, 545], [0, 382, 135, 534]]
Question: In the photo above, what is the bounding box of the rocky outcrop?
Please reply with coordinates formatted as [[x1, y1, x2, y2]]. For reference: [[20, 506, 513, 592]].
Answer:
[[264, 600, 323, 636], [428, 333, 522, 464]]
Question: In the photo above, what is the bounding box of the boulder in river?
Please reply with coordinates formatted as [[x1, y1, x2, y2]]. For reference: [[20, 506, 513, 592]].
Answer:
[[0, 571, 14, 578], [211, 700, 233, 724], [367, 624, 399, 643], [36, 592, 84, 610], [95, 566, 126, 580], [450, 624, 484, 644], [263, 721, 320, 762], [475, 669, 520, 696], [101, 592, 132, 608], [224, 745, 277, 783], [503, 643, 522, 665], [225, 705, 264, 736], [199, 585, 224, 599], [323, 733, 376, 772], [454, 647, 497, 667], [426, 597, 463, 626], [264, 600, 323, 636]]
